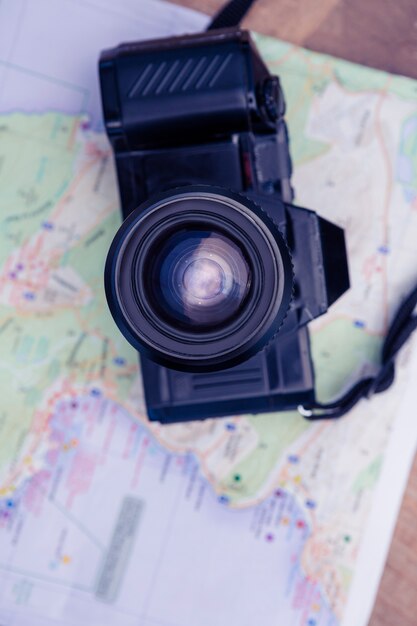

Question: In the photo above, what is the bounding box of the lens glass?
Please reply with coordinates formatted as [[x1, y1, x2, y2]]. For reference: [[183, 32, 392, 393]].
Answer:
[[144, 227, 251, 329]]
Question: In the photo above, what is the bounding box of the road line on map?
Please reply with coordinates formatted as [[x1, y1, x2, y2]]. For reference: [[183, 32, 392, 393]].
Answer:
[[0, 562, 93, 592], [373, 77, 393, 332]]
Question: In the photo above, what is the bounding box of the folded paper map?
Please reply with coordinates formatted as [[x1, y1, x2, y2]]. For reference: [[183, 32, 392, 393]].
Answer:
[[0, 1, 416, 625]]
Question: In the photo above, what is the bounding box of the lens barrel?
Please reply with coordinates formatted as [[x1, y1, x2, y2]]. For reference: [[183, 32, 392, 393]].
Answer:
[[105, 187, 293, 372]]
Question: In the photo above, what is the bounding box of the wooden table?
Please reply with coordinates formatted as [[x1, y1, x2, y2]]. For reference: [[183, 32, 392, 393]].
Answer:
[[171, 1, 417, 623]]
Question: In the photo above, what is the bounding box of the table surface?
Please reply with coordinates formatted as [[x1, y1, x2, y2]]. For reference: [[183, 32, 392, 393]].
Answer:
[[171, 1, 417, 623]]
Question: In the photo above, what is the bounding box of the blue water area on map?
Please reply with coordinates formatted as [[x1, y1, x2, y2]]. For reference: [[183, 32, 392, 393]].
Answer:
[[397, 114, 417, 202]]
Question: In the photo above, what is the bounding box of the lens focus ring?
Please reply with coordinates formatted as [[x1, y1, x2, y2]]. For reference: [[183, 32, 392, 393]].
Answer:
[[105, 186, 293, 372]]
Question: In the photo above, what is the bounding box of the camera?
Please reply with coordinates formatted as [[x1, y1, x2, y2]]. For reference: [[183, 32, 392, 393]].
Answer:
[[99, 28, 350, 423]]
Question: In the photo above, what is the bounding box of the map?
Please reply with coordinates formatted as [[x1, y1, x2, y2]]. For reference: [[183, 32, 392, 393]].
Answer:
[[0, 1, 417, 625]]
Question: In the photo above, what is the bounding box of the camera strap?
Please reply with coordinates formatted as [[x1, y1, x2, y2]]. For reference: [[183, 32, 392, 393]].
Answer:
[[207, 0, 258, 29], [298, 283, 417, 420]]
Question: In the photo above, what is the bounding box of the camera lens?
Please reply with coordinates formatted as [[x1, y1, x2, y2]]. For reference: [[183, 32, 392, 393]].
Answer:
[[105, 187, 293, 372], [145, 228, 251, 329]]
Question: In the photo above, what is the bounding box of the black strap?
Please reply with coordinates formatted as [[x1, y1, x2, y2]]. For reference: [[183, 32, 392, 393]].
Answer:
[[207, 0, 257, 30], [298, 283, 417, 420]]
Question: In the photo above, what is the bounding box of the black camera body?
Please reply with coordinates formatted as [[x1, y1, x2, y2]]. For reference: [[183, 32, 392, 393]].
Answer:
[[99, 28, 349, 423]]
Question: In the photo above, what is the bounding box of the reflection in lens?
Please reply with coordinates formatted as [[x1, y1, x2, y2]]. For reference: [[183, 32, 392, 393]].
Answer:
[[145, 228, 251, 329], [183, 258, 225, 300]]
